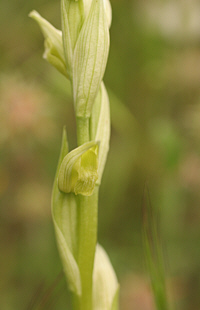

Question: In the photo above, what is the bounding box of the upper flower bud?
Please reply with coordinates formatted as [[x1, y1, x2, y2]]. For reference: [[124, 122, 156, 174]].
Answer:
[[58, 141, 99, 196], [29, 11, 68, 78]]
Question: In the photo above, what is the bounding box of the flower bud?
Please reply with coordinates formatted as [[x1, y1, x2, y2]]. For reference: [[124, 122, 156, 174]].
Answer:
[[43, 38, 68, 77], [58, 141, 99, 196], [29, 11, 68, 78]]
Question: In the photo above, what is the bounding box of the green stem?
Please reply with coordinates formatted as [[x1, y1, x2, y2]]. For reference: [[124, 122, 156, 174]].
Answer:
[[76, 116, 90, 146], [74, 115, 98, 310], [77, 186, 99, 310]]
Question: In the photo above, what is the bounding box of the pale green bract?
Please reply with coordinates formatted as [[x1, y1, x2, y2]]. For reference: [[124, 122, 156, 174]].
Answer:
[[58, 141, 99, 196], [73, 0, 110, 117], [83, 0, 112, 28], [93, 244, 119, 310], [52, 128, 81, 295], [61, 0, 84, 77], [61, 0, 111, 80], [90, 82, 110, 184]]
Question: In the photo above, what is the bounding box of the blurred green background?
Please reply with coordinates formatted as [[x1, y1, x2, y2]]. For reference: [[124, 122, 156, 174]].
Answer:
[[1, 0, 200, 309]]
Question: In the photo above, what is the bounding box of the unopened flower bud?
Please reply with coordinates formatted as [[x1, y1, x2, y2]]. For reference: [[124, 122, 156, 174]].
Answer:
[[29, 11, 68, 78], [58, 141, 99, 196]]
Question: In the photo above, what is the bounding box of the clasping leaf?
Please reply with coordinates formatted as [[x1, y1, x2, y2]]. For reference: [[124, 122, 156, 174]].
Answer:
[[52, 128, 81, 295]]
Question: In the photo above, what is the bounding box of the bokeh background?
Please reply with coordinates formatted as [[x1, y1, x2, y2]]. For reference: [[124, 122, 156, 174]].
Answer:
[[1, 0, 200, 309]]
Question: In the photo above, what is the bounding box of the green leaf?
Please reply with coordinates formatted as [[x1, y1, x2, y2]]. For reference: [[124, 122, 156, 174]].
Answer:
[[90, 82, 110, 184], [58, 141, 99, 196], [52, 128, 81, 296], [29, 11, 68, 78], [93, 244, 119, 310], [73, 0, 110, 117]]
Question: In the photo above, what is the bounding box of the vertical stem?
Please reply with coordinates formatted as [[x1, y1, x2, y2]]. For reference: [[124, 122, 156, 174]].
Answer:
[[74, 116, 98, 310], [77, 186, 99, 310], [76, 116, 90, 146]]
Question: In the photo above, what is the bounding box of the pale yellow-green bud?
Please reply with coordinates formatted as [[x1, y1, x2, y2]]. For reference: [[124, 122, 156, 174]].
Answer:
[[58, 141, 99, 196], [29, 11, 68, 78], [43, 38, 68, 77]]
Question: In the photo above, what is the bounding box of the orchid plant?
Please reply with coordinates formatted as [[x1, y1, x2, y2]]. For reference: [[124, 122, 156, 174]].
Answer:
[[29, 1, 119, 310]]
